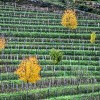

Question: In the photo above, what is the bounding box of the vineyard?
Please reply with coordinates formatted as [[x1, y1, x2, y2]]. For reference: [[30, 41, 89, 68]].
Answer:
[[0, 1, 100, 100]]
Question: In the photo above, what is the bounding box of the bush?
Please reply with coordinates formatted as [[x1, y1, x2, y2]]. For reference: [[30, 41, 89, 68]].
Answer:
[[49, 48, 63, 64]]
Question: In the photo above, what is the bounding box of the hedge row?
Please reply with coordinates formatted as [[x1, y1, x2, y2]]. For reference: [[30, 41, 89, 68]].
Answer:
[[1, 49, 99, 56], [1, 64, 100, 72], [1, 17, 100, 22], [49, 92, 100, 100], [0, 58, 99, 66], [1, 23, 100, 29], [1, 30, 100, 38], [5, 44, 100, 51], [1, 70, 100, 81], [0, 84, 100, 100], [0, 54, 99, 62]]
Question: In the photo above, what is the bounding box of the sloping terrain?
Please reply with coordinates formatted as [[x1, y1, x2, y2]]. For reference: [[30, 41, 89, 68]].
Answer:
[[0, 1, 100, 100]]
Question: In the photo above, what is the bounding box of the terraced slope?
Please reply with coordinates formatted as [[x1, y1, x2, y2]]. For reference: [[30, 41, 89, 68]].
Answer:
[[0, 1, 100, 100]]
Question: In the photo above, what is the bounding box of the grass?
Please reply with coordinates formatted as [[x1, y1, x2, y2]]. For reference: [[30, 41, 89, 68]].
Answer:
[[0, 83, 100, 100], [0, 64, 100, 71], [0, 9, 62, 15], [1, 70, 100, 81], [1, 49, 99, 56], [1, 16, 100, 22], [1, 30, 100, 39], [1, 23, 100, 29], [49, 92, 100, 100], [0, 54, 99, 61]]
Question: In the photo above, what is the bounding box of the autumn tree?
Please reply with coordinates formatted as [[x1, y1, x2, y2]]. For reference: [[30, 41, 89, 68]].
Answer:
[[90, 32, 96, 43], [15, 56, 41, 83], [61, 9, 78, 29], [0, 37, 6, 49], [15, 56, 41, 99]]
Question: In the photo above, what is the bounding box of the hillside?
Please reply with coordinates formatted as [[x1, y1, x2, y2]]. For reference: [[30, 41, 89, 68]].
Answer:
[[0, 0, 100, 14], [0, 0, 100, 100]]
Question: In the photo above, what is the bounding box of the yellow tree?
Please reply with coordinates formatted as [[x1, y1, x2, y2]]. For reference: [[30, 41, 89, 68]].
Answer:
[[61, 9, 78, 29], [90, 32, 96, 43], [15, 56, 41, 99], [15, 56, 41, 83], [0, 37, 6, 84], [0, 37, 6, 49]]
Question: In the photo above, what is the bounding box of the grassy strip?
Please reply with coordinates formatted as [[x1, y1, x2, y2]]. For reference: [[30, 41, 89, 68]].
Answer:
[[1, 16, 100, 22], [6, 42, 100, 46], [0, 54, 99, 61], [1, 79, 100, 94], [0, 70, 100, 81], [0, 15, 61, 21], [0, 9, 100, 20], [1, 75, 100, 85], [49, 92, 100, 100], [0, 76, 80, 92], [0, 83, 100, 100], [0, 76, 76, 84], [0, 14, 99, 21], [0, 9, 62, 16], [6, 41, 100, 45], [0, 49, 99, 56], [1, 30, 100, 39], [0, 58, 99, 66], [5, 46, 100, 51], [2, 22, 98, 27], [1, 20, 100, 26], [4, 37, 100, 42], [4, 36, 100, 44], [5, 44, 100, 51], [2, 29, 99, 35], [1, 31, 100, 40], [0, 64, 100, 72], [0, 13, 99, 20], [0, 15, 60, 20], [0, 23, 100, 29]]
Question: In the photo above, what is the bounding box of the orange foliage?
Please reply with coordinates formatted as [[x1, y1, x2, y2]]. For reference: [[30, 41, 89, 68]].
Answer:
[[61, 9, 78, 29], [15, 56, 41, 83], [0, 37, 6, 49]]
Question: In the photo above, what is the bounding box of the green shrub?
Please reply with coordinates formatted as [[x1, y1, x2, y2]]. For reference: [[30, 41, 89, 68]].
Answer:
[[49, 48, 63, 64]]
